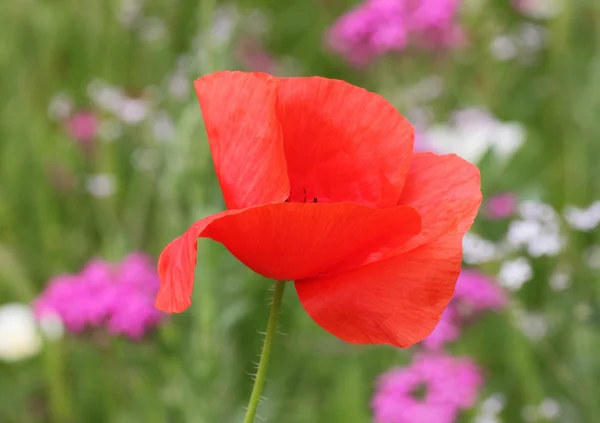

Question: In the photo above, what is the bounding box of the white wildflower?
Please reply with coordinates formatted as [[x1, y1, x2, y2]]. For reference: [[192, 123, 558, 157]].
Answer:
[[539, 398, 560, 419], [499, 257, 532, 290], [516, 0, 564, 20], [86, 174, 116, 197], [564, 202, 600, 231], [549, 267, 570, 291], [139, 17, 167, 42], [152, 112, 176, 142], [425, 108, 525, 165], [48, 92, 73, 121], [0, 303, 42, 362], [490, 35, 518, 61], [463, 232, 500, 264]]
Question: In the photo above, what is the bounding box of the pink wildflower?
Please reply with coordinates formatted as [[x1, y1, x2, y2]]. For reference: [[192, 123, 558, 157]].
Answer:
[[328, 0, 464, 66], [485, 193, 518, 220], [34, 253, 163, 340], [421, 308, 460, 350], [453, 269, 508, 313], [65, 111, 99, 143], [422, 270, 506, 350], [372, 354, 483, 423]]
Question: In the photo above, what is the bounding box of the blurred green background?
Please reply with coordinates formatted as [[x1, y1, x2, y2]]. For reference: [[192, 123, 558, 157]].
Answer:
[[1, 0, 599, 422]]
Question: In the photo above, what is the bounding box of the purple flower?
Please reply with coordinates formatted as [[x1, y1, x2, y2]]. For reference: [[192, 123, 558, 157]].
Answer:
[[421, 308, 460, 350], [372, 354, 483, 423], [34, 253, 164, 340], [65, 111, 98, 143], [421, 270, 506, 350], [328, 0, 464, 65], [485, 193, 518, 220], [453, 269, 507, 313]]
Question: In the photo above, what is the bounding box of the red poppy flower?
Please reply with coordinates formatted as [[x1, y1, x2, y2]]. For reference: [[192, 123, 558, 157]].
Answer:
[[155, 71, 481, 348]]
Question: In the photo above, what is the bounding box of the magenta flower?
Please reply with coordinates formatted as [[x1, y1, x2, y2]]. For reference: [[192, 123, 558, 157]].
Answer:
[[328, 0, 464, 65], [422, 269, 506, 350], [34, 253, 164, 339], [453, 269, 508, 313], [372, 354, 483, 423], [65, 111, 99, 143], [421, 308, 460, 350], [485, 193, 517, 220]]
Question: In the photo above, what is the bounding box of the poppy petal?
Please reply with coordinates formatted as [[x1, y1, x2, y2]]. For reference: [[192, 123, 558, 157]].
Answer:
[[395, 152, 481, 254], [155, 203, 420, 313], [194, 71, 290, 209], [202, 203, 421, 281], [295, 232, 462, 348], [155, 211, 236, 313], [275, 77, 414, 207]]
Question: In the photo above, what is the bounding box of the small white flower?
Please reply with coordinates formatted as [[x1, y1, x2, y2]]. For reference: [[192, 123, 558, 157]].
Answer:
[[474, 415, 502, 423], [507, 219, 542, 247], [139, 17, 167, 42], [463, 232, 500, 264], [211, 5, 240, 46], [48, 92, 73, 121], [518, 23, 547, 50], [490, 35, 518, 61], [425, 108, 525, 165], [0, 303, 42, 362], [152, 112, 176, 142], [539, 398, 560, 419], [88, 81, 124, 113], [527, 232, 563, 257], [516, 0, 564, 20], [492, 122, 526, 159], [475, 393, 506, 423], [549, 267, 570, 291], [425, 124, 491, 164], [118, 98, 149, 124], [410, 76, 444, 103], [518, 200, 557, 222], [564, 204, 600, 231], [516, 311, 548, 341], [168, 72, 190, 100], [507, 201, 563, 257], [119, 0, 143, 27], [481, 393, 506, 415], [499, 257, 532, 290], [86, 174, 116, 197]]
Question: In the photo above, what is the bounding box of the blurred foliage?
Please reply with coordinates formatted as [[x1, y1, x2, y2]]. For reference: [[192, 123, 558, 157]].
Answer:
[[0, 0, 599, 422]]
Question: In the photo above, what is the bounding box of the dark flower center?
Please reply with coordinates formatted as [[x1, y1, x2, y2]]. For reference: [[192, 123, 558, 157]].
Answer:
[[410, 382, 428, 400], [285, 188, 318, 203]]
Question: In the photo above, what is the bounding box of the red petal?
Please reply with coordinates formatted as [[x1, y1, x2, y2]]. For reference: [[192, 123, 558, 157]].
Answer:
[[395, 153, 481, 254], [155, 211, 234, 313], [194, 71, 290, 209], [295, 232, 463, 347], [275, 77, 414, 207], [202, 203, 420, 281], [155, 203, 420, 313]]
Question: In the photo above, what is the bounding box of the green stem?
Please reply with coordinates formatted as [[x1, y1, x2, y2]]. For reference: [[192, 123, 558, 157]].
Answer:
[[242, 281, 286, 423]]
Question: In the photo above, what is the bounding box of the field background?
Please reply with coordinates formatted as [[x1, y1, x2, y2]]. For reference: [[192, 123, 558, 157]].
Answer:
[[1, 0, 599, 422]]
